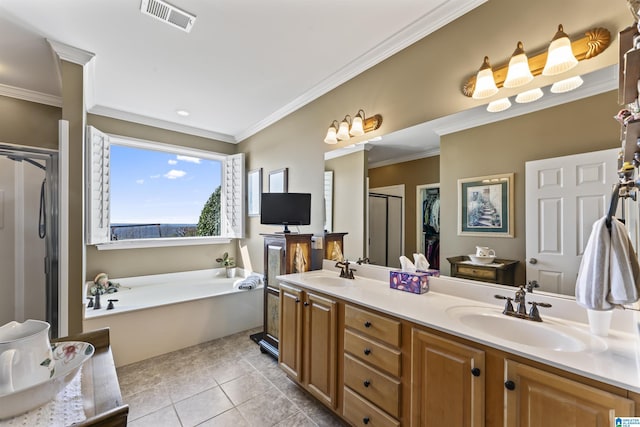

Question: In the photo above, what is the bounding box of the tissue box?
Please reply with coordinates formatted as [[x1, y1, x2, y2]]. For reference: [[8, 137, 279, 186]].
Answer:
[[390, 270, 439, 294]]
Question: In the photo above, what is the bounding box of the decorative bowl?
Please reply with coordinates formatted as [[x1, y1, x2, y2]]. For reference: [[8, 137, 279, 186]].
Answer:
[[468, 254, 496, 265]]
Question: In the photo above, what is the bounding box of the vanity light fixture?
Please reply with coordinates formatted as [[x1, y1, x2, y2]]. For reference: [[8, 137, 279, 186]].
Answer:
[[462, 25, 610, 98], [486, 98, 512, 113], [324, 110, 382, 144], [550, 75, 584, 93], [503, 42, 534, 88], [515, 87, 544, 104]]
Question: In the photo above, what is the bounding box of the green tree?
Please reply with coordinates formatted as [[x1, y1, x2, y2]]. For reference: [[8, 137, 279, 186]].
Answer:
[[197, 186, 221, 236]]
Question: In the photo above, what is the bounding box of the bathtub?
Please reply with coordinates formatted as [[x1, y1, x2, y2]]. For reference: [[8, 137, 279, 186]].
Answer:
[[83, 269, 263, 367]]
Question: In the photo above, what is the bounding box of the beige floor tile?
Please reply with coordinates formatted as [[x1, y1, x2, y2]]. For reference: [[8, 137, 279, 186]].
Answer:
[[123, 383, 173, 421], [174, 386, 234, 427], [273, 411, 317, 427], [210, 358, 257, 384], [220, 370, 275, 406], [126, 405, 181, 427], [236, 387, 299, 426], [197, 408, 250, 426]]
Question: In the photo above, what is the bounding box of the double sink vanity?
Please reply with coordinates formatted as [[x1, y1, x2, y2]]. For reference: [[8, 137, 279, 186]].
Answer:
[[276, 261, 640, 426]]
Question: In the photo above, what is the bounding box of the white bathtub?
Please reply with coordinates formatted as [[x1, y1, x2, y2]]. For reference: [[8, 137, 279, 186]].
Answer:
[[83, 269, 263, 367]]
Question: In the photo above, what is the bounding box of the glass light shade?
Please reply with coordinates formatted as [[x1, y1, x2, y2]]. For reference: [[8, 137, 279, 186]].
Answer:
[[550, 75, 584, 93], [515, 88, 544, 103], [503, 42, 533, 88], [542, 25, 578, 76], [350, 115, 365, 136], [336, 119, 351, 140], [324, 126, 338, 144], [472, 56, 499, 99], [487, 98, 512, 112]]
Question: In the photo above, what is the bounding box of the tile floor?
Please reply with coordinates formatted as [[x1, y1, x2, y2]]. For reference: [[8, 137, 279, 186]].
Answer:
[[117, 327, 349, 426]]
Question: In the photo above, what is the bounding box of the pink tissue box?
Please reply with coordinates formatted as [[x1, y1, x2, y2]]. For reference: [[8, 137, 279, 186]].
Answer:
[[389, 270, 439, 294]]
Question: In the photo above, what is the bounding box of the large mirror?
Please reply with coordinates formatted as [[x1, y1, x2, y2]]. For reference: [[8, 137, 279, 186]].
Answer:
[[325, 65, 632, 297]]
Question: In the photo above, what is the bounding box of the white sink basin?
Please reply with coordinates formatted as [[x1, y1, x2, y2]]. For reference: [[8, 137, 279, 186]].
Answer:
[[446, 306, 605, 353], [301, 273, 355, 287]]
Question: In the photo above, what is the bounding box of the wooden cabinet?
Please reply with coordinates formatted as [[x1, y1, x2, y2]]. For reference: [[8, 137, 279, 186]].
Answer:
[[259, 233, 312, 358], [411, 328, 485, 427], [342, 304, 403, 426], [279, 283, 337, 407], [447, 256, 519, 285], [504, 360, 634, 426]]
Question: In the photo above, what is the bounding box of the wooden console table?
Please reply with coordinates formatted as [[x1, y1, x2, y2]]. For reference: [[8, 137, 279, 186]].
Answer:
[[52, 327, 128, 426], [447, 256, 519, 286]]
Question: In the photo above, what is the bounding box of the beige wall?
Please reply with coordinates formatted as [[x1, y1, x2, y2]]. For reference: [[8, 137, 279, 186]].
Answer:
[[0, 96, 60, 149], [369, 156, 440, 257], [325, 150, 368, 259], [440, 90, 620, 283]]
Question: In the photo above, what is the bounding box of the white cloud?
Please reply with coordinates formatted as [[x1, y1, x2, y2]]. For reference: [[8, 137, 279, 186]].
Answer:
[[168, 159, 178, 165], [176, 155, 201, 164], [150, 174, 161, 179], [164, 169, 187, 180], [136, 179, 144, 184]]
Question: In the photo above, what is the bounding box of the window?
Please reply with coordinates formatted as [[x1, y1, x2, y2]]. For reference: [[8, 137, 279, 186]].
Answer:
[[86, 126, 244, 247]]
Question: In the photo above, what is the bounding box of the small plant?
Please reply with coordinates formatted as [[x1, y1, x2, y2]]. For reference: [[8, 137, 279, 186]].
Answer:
[[216, 252, 235, 268]]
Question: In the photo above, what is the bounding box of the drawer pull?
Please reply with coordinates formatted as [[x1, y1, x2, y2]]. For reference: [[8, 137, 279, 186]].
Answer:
[[363, 379, 371, 387], [505, 380, 516, 391], [303, 301, 309, 306], [295, 298, 300, 303], [471, 367, 481, 377], [363, 348, 372, 356], [363, 417, 370, 425], [364, 321, 372, 328]]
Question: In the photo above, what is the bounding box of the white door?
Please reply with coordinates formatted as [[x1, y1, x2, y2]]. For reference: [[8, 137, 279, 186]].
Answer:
[[525, 148, 619, 295]]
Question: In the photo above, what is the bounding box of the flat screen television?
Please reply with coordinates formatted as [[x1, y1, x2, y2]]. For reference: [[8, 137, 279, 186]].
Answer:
[[260, 192, 311, 233]]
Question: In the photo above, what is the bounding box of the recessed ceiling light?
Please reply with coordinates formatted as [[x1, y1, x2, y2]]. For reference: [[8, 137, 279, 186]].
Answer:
[[176, 109, 190, 117]]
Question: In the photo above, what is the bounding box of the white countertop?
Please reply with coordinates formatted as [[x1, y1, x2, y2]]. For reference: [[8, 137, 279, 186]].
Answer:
[[277, 264, 640, 393]]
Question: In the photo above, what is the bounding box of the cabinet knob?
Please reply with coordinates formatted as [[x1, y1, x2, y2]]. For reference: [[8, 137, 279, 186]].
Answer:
[[363, 379, 371, 387], [303, 302, 309, 307], [363, 348, 372, 356], [363, 417, 370, 425], [471, 367, 481, 377], [295, 298, 300, 303], [504, 380, 516, 391], [364, 321, 372, 328]]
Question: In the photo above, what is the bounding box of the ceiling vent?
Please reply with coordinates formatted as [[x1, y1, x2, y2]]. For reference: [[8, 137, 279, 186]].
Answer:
[[140, 0, 196, 33]]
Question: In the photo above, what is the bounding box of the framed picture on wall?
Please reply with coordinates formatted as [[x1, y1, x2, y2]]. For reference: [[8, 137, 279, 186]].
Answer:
[[247, 168, 262, 216], [269, 168, 288, 193], [457, 173, 514, 238]]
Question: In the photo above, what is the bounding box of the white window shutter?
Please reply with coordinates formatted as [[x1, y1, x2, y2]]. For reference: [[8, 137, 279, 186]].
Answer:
[[86, 126, 110, 244], [222, 153, 244, 238]]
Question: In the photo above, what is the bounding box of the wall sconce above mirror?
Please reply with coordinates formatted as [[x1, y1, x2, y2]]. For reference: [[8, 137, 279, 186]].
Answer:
[[463, 25, 611, 112], [324, 109, 383, 144]]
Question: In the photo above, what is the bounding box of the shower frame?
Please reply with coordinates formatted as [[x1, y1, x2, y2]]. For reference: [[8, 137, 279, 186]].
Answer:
[[0, 143, 60, 337]]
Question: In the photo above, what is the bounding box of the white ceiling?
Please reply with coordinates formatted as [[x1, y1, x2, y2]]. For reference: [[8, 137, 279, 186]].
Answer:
[[0, 0, 485, 144]]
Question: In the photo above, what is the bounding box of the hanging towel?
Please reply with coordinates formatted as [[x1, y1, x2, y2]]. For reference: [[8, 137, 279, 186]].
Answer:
[[575, 217, 640, 310], [293, 243, 307, 273]]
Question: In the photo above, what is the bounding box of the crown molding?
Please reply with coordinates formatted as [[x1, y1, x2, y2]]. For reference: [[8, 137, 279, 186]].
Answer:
[[235, 0, 488, 142], [0, 83, 62, 107], [88, 105, 237, 143], [47, 39, 95, 65], [368, 148, 440, 169]]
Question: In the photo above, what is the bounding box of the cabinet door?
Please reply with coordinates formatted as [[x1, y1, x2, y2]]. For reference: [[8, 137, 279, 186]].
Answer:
[[411, 328, 485, 427], [305, 292, 337, 408], [504, 360, 634, 426], [279, 284, 303, 381]]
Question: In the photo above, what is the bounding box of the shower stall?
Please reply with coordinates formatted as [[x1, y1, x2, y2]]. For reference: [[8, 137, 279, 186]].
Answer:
[[0, 144, 59, 337]]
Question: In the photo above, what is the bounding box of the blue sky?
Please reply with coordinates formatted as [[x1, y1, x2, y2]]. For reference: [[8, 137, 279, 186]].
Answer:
[[110, 145, 222, 224]]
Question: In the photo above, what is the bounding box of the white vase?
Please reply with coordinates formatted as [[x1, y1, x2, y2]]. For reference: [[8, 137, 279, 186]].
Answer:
[[226, 267, 236, 278]]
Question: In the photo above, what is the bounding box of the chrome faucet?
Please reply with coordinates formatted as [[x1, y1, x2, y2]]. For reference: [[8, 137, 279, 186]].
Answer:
[[335, 260, 356, 279], [495, 285, 552, 322]]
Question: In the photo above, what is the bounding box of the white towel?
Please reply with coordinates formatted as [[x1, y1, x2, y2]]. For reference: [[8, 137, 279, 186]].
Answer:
[[575, 217, 640, 310]]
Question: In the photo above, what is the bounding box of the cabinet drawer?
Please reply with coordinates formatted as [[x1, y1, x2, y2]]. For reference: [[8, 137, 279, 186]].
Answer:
[[343, 387, 400, 427], [456, 265, 496, 281], [345, 305, 401, 347], [344, 329, 401, 377], [344, 354, 400, 418]]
